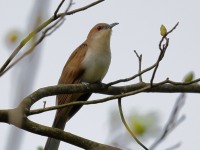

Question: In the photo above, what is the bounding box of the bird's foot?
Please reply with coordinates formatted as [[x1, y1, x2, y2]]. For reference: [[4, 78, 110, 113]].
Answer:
[[81, 81, 107, 89], [81, 82, 90, 89]]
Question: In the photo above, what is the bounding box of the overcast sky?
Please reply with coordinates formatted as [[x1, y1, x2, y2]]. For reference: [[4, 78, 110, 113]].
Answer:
[[1, 0, 200, 150]]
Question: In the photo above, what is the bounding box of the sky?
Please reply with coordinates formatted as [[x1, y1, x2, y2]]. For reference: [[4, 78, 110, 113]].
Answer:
[[1, 0, 200, 150]]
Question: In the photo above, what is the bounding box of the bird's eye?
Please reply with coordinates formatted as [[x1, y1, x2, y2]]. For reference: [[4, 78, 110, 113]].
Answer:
[[97, 26, 102, 31]]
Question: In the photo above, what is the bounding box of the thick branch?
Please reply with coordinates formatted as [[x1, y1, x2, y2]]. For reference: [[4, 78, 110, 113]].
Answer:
[[0, 80, 197, 149], [0, 109, 119, 150], [23, 118, 120, 150], [14, 80, 198, 116], [21, 81, 200, 105]]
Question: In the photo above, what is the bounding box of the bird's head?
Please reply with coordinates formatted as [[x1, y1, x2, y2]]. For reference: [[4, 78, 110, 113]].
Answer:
[[87, 23, 118, 45]]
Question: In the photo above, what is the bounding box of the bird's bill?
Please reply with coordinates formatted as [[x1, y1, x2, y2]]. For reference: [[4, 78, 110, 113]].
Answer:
[[109, 22, 119, 29]]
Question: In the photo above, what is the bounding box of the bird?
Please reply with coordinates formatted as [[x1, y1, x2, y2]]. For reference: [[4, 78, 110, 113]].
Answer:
[[44, 22, 118, 150]]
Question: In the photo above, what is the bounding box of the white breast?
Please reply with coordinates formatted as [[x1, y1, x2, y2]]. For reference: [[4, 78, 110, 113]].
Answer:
[[81, 48, 111, 83]]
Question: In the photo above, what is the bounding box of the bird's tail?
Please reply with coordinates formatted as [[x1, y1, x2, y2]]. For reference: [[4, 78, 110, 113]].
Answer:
[[44, 93, 91, 150], [44, 108, 68, 150]]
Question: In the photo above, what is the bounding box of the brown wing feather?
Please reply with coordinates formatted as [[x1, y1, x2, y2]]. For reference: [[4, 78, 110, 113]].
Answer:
[[52, 42, 91, 129], [58, 43, 88, 85]]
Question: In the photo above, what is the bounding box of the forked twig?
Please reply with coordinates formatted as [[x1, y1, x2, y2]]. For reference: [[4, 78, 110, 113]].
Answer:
[[150, 22, 179, 86], [134, 50, 143, 82]]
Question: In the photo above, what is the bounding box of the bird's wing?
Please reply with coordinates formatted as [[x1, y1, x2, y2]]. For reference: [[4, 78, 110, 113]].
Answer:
[[53, 43, 91, 129], [58, 43, 88, 85]]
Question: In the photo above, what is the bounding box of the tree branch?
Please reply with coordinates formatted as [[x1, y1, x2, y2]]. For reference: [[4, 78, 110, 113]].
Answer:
[[0, 0, 71, 75], [150, 22, 179, 86], [0, 75, 197, 149], [0, 0, 105, 76], [0, 108, 120, 150], [19, 78, 200, 116]]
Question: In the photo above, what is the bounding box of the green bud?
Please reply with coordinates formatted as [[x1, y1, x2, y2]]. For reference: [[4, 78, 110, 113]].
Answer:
[[160, 24, 167, 36]]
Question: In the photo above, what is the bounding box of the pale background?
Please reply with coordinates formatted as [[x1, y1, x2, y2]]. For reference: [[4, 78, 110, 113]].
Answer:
[[0, 0, 200, 150]]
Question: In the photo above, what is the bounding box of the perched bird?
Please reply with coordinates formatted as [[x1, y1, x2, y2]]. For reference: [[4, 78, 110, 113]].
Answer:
[[44, 22, 118, 150]]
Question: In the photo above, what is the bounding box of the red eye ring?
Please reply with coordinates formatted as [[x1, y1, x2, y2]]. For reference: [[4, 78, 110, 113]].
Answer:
[[97, 26, 102, 31]]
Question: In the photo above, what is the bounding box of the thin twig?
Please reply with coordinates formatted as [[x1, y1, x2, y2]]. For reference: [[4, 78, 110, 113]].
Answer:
[[107, 22, 179, 87], [0, 0, 105, 76], [118, 98, 148, 150], [150, 22, 179, 86], [0, 0, 73, 76], [0, 0, 72, 76], [168, 78, 200, 85], [45, 18, 65, 36], [43, 101, 46, 109], [1, 1, 73, 75], [0, 18, 66, 75], [150, 37, 169, 86], [107, 63, 156, 86], [159, 22, 179, 51], [29, 85, 152, 115], [54, 0, 66, 18], [58, 0, 104, 16], [134, 50, 143, 82]]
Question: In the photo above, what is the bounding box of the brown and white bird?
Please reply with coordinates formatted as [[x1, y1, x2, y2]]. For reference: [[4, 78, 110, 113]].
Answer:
[[44, 22, 118, 150]]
